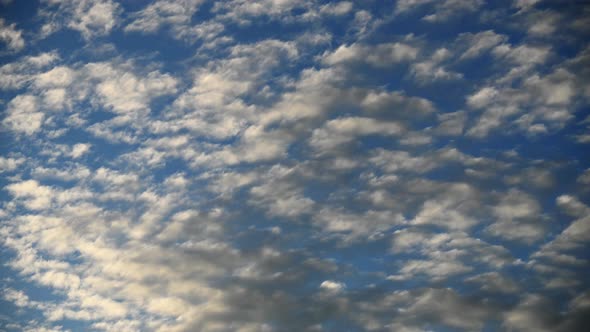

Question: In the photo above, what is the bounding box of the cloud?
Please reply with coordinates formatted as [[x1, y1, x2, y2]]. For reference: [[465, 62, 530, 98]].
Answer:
[[465, 272, 519, 293], [310, 117, 403, 152], [68, 0, 120, 39], [466, 61, 580, 138], [486, 189, 547, 244], [249, 165, 315, 218], [211, 0, 307, 24], [457, 30, 508, 60], [410, 190, 480, 230], [361, 90, 435, 121], [319, 280, 346, 293], [369, 149, 435, 174], [410, 48, 463, 83], [0, 156, 25, 173], [314, 207, 405, 241], [319, 2, 353, 16], [352, 287, 497, 331], [69, 143, 91, 158], [39, 0, 121, 40], [396, 0, 484, 22], [514, 0, 540, 11], [0, 51, 59, 89], [34, 66, 76, 88], [577, 168, 590, 185], [86, 62, 178, 114], [2, 288, 32, 307], [492, 43, 551, 68], [125, 0, 203, 33], [6, 180, 54, 210], [124, 0, 223, 43], [524, 10, 562, 37], [422, 0, 484, 22], [434, 111, 466, 136], [546, 195, 590, 250], [467, 86, 499, 109], [322, 42, 418, 67], [2, 95, 44, 135], [0, 18, 25, 51]]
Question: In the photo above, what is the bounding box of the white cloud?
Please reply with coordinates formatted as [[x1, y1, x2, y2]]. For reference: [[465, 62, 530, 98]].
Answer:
[[391, 228, 512, 269], [396, 0, 484, 22], [2, 288, 32, 307], [6, 180, 54, 210], [0, 52, 60, 90], [124, 0, 221, 43], [514, 0, 540, 11], [319, 2, 353, 16], [35, 66, 76, 88], [503, 295, 561, 332], [395, 0, 437, 14], [458, 30, 507, 60], [71, 1, 120, 39], [410, 48, 463, 83], [465, 272, 519, 293], [70, 143, 91, 158], [422, 0, 483, 22], [435, 111, 466, 136], [467, 87, 498, 109], [126, 0, 203, 33], [41, 0, 121, 39], [361, 90, 435, 119], [2, 95, 44, 135], [466, 63, 579, 138], [526, 10, 561, 37], [212, 0, 306, 24], [315, 208, 405, 241], [370, 149, 436, 174], [486, 189, 546, 243], [0, 18, 25, 51], [319, 280, 346, 293], [577, 169, 590, 185], [310, 117, 403, 152], [322, 42, 418, 67], [33, 165, 91, 182], [249, 166, 314, 218], [548, 195, 590, 250], [390, 256, 472, 281], [87, 62, 178, 114], [411, 183, 480, 230], [0, 156, 25, 173], [355, 288, 495, 331], [492, 44, 551, 67]]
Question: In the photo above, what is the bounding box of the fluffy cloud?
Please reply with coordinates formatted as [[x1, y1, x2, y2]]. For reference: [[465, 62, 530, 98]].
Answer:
[[486, 189, 546, 243], [396, 0, 484, 22], [39, 0, 121, 39], [2, 95, 43, 135], [310, 117, 403, 152], [322, 42, 418, 67], [7, 180, 54, 210], [0, 18, 24, 51], [124, 0, 222, 43]]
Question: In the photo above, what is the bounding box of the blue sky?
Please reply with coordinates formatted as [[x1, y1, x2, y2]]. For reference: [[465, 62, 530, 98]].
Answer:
[[0, 0, 589, 331]]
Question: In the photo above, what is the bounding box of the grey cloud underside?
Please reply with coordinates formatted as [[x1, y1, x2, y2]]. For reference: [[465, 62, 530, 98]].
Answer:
[[1, 0, 590, 331]]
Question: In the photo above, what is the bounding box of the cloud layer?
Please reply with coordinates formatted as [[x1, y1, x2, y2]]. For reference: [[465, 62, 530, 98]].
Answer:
[[0, 1, 589, 331]]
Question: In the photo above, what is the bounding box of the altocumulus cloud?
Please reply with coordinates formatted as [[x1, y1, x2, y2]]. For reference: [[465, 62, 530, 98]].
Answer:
[[1, 1, 589, 331]]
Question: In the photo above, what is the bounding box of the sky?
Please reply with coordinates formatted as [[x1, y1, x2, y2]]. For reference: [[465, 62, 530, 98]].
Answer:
[[0, 0, 589, 331]]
